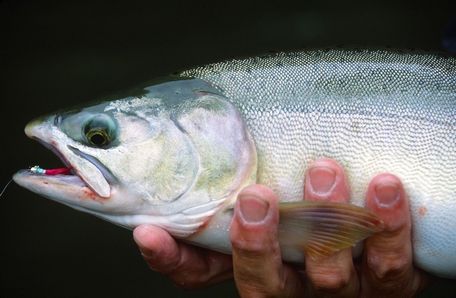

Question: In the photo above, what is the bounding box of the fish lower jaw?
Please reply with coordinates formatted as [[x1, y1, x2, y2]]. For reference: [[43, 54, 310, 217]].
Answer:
[[13, 170, 105, 202]]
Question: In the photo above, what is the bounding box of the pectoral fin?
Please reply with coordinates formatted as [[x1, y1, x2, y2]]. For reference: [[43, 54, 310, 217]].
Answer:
[[278, 201, 384, 258]]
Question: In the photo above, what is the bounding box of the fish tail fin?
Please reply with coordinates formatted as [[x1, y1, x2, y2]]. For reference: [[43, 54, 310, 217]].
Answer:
[[278, 201, 384, 258]]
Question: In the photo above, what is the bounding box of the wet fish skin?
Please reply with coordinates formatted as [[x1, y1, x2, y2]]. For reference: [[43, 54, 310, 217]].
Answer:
[[182, 50, 456, 278], [13, 50, 456, 278]]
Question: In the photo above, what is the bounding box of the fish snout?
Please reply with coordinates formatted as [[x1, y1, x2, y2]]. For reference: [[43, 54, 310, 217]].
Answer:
[[24, 116, 54, 140]]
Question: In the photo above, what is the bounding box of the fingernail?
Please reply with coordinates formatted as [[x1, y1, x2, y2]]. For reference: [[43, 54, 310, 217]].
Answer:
[[134, 225, 153, 242], [133, 226, 155, 259], [308, 166, 336, 194], [239, 195, 269, 223], [375, 182, 400, 208]]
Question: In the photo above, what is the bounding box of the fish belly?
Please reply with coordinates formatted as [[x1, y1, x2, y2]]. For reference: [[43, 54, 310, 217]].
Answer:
[[183, 50, 456, 278]]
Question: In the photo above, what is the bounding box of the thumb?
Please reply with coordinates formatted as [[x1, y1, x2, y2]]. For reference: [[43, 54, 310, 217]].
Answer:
[[230, 185, 303, 297]]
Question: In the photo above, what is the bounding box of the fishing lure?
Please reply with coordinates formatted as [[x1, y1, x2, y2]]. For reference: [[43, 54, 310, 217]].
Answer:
[[30, 166, 71, 175], [1, 166, 71, 199]]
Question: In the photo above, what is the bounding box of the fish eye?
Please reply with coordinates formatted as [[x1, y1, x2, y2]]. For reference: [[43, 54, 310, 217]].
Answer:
[[86, 129, 109, 147], [84, 115, 116, 148]]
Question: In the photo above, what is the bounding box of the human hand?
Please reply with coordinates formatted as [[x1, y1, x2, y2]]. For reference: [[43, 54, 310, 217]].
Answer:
[[132, 220, 233, 289], [229, 158, 427, 297], [133, 158, 427, 297]]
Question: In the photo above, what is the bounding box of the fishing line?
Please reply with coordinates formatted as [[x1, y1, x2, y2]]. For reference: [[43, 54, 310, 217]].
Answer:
[[0, 165, 71, 199], [0, 178, 13, 198]]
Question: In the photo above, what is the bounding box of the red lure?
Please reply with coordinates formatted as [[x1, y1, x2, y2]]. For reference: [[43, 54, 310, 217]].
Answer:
[[30, 166, 71, 175]]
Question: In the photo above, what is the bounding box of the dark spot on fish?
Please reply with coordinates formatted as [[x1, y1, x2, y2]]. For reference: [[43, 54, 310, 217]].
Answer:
[[82, 187, 98, 201], [418, 206, 427, 217]]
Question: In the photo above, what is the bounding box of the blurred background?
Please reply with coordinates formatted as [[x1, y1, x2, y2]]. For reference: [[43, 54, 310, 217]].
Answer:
[[1, 0, 455, 297]]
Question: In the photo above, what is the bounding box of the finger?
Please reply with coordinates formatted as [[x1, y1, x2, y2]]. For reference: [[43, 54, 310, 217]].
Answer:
[[361, 173, 423, 297], [230, 185, 304, 297], [304, 158, 359, 297], [133, 225, 233, 289]]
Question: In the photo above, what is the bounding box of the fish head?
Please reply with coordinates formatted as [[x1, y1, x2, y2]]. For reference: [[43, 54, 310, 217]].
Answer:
[[13, 79, 257, 236]]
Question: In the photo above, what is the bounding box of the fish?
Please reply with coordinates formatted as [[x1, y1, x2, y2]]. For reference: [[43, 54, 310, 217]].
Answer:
[[13, 49, 456, 278]]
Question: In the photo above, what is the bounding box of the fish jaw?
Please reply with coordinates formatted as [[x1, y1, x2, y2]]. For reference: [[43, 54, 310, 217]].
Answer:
[[13, 118, 144, 226], [13, 117, 117, 211], [13, 170, 110, 210], [13, 169, 150, 230], [25, 118, 112, 197]]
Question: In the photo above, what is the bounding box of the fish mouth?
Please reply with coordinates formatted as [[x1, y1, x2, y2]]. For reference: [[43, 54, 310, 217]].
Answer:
[[14, 133, 115, 200]]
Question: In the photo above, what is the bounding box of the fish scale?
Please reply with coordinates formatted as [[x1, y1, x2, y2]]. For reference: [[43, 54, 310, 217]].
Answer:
[[13, 50, 456, 279], [181, 49, 456, 277]]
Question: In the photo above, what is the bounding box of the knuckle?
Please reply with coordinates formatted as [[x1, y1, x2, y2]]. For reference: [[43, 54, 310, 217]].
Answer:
[[309, 268, 351, 292], [266, 275, 287, 295], [272, 282, 287, 295], [265, 283, 287, 297], [237, 275, 285, 297], [232, 240, 260, 254], [148, 254, 184, 275], [246, 280, 281, 292], [231, 236, 272, 255], [367, 253, 410, 281]]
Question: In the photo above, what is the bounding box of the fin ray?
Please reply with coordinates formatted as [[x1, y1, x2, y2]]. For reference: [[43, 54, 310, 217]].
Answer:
[[278, 201, 384, 258]]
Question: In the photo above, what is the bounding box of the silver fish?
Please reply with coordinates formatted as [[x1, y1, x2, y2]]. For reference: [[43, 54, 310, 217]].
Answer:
[[13, 50, 456, 278]]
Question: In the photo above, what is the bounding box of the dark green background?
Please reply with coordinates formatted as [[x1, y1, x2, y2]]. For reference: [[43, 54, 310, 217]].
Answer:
[[1, 0, 455, 297]]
